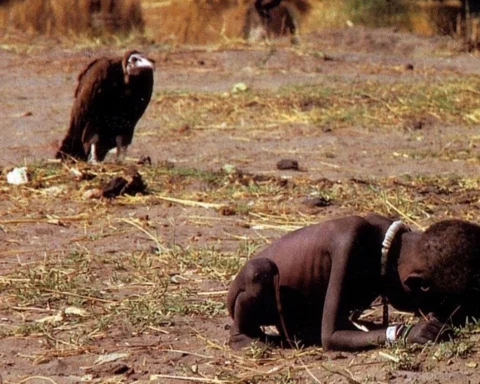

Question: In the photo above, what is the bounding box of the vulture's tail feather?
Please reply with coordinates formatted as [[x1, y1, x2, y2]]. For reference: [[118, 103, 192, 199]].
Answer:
[[56, 134, 87, 161]]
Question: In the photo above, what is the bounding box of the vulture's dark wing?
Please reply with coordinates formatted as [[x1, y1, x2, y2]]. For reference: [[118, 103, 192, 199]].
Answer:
[[71, 57, 124, 146], [56, 57, 124, 159]]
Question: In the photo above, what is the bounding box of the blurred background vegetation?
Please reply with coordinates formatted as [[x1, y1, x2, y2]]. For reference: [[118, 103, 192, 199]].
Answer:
[[0, 0, 479, 48]]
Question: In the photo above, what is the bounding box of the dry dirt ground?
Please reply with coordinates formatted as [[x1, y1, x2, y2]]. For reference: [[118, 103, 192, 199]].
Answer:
[[0, 27, 479, 383]]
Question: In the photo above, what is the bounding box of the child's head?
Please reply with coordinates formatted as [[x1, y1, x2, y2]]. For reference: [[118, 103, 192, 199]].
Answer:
[[418, 220, 480, 321]]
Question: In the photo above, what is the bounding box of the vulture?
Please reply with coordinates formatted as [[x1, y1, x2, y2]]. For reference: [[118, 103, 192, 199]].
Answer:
[[56, 50, 154, 162], [243, 0, 309, 44]]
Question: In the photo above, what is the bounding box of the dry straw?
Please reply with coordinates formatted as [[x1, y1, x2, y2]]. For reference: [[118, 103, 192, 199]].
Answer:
[[0, 0, 471, 44], [0, 0, 144, 36]]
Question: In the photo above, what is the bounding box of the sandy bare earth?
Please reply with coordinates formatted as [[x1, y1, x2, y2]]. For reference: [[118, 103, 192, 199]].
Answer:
[[0, 27, 479, 383]]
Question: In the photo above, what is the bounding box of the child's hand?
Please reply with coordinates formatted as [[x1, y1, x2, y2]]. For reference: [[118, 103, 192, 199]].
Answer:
[[405, 318, 444, 344]]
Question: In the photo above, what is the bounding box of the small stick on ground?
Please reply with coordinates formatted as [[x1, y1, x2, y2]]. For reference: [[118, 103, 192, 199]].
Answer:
[[42, 288, 116, 303], [120, 217, 167, 252]]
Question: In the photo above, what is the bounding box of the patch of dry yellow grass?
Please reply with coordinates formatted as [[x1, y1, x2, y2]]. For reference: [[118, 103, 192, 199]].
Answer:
[[0, 0, 468, 44], [0, 0, 143, 36]]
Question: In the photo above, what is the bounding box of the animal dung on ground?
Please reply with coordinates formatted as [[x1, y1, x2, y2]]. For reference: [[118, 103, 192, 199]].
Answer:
[[56, 50, 154, 163], [276, 158, 299, 170], [102, 167, 146, 198]]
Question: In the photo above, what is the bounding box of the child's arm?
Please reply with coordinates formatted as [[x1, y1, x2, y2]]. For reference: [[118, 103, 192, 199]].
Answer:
[[320, 223, 444, 350]]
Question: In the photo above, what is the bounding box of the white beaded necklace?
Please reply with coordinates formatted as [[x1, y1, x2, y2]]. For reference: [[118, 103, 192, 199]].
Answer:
[[381, 220, 410, 325]]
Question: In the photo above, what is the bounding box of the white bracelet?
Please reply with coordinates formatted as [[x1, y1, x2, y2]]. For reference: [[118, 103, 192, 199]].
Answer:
[[386, 325, 399, 345]]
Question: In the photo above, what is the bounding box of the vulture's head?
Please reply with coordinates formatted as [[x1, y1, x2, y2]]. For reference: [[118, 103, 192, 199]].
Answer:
[[123, 50, 155, 79]]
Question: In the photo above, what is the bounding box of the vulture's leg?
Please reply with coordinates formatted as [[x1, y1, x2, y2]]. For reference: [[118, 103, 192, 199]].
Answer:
[[116, 146, 128, 163], [88, 143, 98, 164], [83, 128, 99, 164], [115, 135, 129, 163]]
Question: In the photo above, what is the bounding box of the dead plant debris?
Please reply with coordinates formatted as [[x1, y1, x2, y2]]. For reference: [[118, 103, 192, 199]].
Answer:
[[0, 31, 480, 382]]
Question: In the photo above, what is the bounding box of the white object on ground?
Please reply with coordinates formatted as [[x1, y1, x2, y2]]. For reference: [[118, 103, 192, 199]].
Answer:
[[6, 167, 28, 185]]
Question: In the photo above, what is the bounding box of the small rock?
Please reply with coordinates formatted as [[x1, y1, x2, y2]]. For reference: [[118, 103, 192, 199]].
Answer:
[[276, 159, 299, 171], [231, 82, 249, 94], [405, 63, 414, 71], [83, 188, 103, 199]]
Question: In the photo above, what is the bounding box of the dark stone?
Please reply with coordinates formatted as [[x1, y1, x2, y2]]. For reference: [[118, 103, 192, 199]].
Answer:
[[276, 159, 299, 170], [137, 155, 152, 165], [302, 196, 331, 208]]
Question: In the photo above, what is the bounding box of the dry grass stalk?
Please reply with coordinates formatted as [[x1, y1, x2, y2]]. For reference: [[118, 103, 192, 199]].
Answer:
[[382, 199, 426, 230], [150, 374, 232, 383], [159, 348, 214, 358], [120, 217, 167, 252], [157, 195, 226, 209], [0, 0, 144, 37], [0, 0, 471, 44], [0, 214, 88, 225], [17, 377, 58, 384], [41, 288, 116, 303]]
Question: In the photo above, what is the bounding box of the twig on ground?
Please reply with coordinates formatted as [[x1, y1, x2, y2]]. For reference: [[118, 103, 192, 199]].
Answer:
[[18, 376, 58, 384], [41, 288, 116, 304], [120, 217, 167, 252], [383, 199, 425, 230], [157, 196, 225, 209], [149, 375, 232, 383]]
